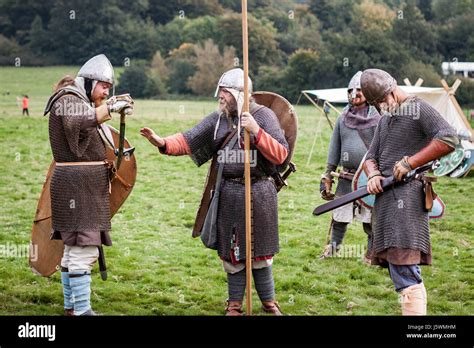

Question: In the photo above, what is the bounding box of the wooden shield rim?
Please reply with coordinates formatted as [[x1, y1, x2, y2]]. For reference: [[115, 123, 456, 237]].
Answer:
[[252, 91, 298, 164]]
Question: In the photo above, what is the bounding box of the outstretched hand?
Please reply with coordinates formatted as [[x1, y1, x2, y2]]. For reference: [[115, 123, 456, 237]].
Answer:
[[140, 127, 165, 148]]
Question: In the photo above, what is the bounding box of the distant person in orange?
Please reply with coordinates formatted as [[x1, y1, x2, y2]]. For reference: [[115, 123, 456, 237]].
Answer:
[[22, 95, 29, 116]]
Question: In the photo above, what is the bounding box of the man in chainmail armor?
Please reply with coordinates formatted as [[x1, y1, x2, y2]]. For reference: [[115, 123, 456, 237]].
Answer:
[[361, 68, 458, 315], [320, 71, 381, 261], [141, 68, 289, 315], [44, 54, 134, 315]]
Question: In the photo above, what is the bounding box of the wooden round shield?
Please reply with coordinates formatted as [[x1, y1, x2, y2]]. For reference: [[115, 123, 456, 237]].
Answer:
[[434, 147, 465, 177], [252, 91, 298, 166], [29, 125, 137, 277]]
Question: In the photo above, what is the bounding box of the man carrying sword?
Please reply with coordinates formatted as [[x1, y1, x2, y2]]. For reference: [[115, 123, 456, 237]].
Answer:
[[361, 68, 458, 315], [44, 54, 134, 315], [320, 71, 381, 261], [140, 68, 289, 316]]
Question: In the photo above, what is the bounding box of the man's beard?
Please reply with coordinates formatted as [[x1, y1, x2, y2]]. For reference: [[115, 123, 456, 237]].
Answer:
[[93, 97, 106, 107], [219, 101, 237, 117]]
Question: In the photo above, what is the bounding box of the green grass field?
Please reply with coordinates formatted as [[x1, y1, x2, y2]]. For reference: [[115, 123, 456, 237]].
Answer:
[[0, 66, 472, 315]]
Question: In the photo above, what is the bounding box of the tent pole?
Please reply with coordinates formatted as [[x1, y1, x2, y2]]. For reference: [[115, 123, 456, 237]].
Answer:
[[295, 92, 303, 106], [303, 91, 334, 130], [441, 79, 473, 133]]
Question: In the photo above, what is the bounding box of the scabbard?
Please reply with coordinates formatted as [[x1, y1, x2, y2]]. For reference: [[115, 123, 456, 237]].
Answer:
[[98, 246, 107, 281]]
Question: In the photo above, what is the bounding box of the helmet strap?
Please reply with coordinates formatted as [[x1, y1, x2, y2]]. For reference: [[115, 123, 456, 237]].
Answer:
[[84, 78, 93, 102]]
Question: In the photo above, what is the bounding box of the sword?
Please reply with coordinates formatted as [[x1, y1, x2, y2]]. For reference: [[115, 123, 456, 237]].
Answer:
[[274, 162, 297, 192], [313, 161, 439, 216]]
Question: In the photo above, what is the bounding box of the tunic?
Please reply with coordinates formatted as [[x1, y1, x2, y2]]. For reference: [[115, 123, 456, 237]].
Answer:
[[181, 103, 289, 261], [46, 85, 112, 247], [366, 97, 457, 265]]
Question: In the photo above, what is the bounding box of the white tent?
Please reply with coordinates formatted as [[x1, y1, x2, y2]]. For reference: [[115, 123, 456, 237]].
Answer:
[[302, 79, 472, 138]]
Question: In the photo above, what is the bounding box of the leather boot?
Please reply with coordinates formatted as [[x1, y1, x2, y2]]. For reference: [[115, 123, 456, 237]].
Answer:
[[64, 308, 74, 316], [225, 300, 243, 316], [80, 309, 98, 316], [319, 244, 339, 260], [262, 300, 283, 316], [400, 283, 427, 315]]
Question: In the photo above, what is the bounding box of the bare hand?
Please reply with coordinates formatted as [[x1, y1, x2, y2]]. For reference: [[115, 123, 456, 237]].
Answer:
[[320, 178, 335, 201], [241, 112, 260, 135], [140, 127, 165, 148], [367, 176, 385, 194], [393, 160, 410, 181]]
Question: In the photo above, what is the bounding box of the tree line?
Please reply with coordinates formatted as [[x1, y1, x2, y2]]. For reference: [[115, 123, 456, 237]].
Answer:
[[0, 0, 473, 105]]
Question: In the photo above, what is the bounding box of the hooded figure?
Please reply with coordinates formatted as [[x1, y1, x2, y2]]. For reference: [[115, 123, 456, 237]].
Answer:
[[44, 54, 133, 316], [319, 71, 381, 261], [140, 68, 289, 315]]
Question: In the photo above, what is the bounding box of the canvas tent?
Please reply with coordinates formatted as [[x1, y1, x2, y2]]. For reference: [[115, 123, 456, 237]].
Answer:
[[302, 79, 472, 140]]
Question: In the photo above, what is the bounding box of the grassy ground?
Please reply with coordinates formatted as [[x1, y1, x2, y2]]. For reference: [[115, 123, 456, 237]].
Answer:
[[0, 67, 472, 316]]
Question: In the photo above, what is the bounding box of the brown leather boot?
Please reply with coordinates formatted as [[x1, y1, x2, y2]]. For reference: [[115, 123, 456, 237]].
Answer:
[[262, 300, 283, 316], [64, 308, 74, 316], [225, 300, 243, 316]]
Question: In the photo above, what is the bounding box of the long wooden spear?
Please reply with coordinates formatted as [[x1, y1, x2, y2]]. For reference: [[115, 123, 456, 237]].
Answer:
[[241, 0, 252, 316]]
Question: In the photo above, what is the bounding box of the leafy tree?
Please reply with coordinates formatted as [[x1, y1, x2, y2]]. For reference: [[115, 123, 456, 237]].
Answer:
[[0, 0, 51, 43], [352, 0, 395, 32], [432, 0, 474, 22], [219, 0, 272, 12], [0, 34, 22, 65], [217, 13, 281, 74], [417, 0, 434, 20], [167, 60, 196, 94], [279, 49, 325, 102], [255, 65, 287, 98], [309, 0, 354, 31], [437, 12, 474, 61], [187, 39, 236, 96], [166, 43, 197, 95], [116, 62, 149, 98], [399, 59, 442, 86], [392, 1, 439, 65], [27, 15, 47, 54], [182, 16, 219, 45], [274, 6, 322, 56]]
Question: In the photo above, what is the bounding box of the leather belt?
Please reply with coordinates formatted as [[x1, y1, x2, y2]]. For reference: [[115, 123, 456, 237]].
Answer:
[[342, 167, 356, 174], [224, 176, 270, 185], [55, 160, 114, 194], [56, 161, 110, 167]]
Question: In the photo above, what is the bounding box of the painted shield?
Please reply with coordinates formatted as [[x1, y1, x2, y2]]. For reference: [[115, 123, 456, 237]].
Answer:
[[353, 154, 446, 219], [429, 196, 446, 219], [252, 91, 298, 166], [434, 147, 465, 177], [29, 125, 137, 277], [352, 154, 375, 209], [450, 149, 474, 178]]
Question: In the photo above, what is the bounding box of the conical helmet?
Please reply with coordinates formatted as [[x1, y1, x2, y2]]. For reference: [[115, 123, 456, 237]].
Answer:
[[214, 68, 252, 98], [77, 54, 114, 86], [360, 68, 397, 105]]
